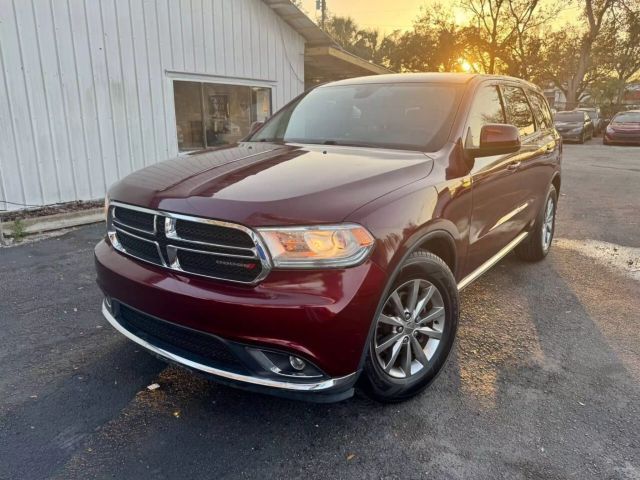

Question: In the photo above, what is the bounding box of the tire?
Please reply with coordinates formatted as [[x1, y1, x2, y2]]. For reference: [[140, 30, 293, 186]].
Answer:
[[360, 250, 459, 403], [515, 185, 557, 262]]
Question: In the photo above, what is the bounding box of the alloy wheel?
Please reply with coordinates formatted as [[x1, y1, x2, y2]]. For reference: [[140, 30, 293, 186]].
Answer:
[[542, 197, 555, 252], [374, 279, 445, 379]]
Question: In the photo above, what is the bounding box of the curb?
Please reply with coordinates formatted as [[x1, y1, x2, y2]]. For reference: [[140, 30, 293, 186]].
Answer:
[[0, 208, 104, 237]]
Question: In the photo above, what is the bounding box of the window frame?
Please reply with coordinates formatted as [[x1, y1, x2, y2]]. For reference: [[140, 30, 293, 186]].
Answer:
[[527, 90, 554, 132], [499, 83, 538, 138], [462, 82, 508, 150], [167, 72, 275, 155]]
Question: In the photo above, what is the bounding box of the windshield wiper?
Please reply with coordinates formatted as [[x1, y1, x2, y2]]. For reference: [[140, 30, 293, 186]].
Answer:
[[320, 139, 381, 148]]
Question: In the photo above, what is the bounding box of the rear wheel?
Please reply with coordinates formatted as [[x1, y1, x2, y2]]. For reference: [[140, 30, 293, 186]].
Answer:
[[361, 251, 459, 403], [515, 185, 557, 262]]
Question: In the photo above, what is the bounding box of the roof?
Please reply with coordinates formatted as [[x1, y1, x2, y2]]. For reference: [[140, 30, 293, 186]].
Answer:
[[323, 73, 546, 93], [326, 72, 478, 86], [262, 0, 391, 78]]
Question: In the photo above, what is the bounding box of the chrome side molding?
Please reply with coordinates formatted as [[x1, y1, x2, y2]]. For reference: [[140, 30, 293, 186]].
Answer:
[[458, 231, 529, 291]]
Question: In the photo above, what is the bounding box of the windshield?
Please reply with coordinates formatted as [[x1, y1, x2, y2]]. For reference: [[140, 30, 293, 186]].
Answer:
[[248, 83, 463, 152], [613, 112, 640, 123], [555, 112, 584, 122], [578, 109, 598, 118]]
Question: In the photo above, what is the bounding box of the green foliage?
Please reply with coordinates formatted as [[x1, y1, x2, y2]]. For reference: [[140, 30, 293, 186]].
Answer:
[[12, 218, 26, 242], [320, 0, 639, 106]]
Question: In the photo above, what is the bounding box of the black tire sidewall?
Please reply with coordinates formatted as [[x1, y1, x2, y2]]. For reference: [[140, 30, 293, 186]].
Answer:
[[540, 186, 558, 255], [362, 252, 459, 402]]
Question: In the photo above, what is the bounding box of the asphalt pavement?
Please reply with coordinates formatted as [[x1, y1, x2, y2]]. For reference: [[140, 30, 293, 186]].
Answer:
[[1, 139, 638, 480]]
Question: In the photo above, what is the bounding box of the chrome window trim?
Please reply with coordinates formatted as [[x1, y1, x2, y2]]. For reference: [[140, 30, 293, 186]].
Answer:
[[107, 201, 272, 285], [102, 300, 355, 392]]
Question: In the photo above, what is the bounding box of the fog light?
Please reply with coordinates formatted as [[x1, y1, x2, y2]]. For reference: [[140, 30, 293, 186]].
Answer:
[[289, 356, 306, 371]]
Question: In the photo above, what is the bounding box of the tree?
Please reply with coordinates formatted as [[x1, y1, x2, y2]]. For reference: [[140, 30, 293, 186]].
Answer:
[[381, 5, 465, 72], [595, 3, 640, 104], [563, 0, 616, 108], [460, 0, 511, 74]]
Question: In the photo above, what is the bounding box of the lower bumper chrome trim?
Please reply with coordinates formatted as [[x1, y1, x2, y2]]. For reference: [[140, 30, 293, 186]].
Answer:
[[101, 301, 356, 392], [458, 231, 529, 291]]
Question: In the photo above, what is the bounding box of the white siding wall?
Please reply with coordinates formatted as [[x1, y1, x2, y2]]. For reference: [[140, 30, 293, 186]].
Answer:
[[0, 0, 305, 211]]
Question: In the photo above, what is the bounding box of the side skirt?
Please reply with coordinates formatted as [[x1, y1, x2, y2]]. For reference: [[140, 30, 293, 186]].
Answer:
[[457, 232, 529, 291]]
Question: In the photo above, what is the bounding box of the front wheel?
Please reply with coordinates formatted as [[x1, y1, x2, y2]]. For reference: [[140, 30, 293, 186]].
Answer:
[[515, 185, 557, 262], [361, 251, 459, 403]]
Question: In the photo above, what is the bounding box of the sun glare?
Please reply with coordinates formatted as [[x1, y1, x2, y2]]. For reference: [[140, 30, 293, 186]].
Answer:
[[459, 59, 473, 73]]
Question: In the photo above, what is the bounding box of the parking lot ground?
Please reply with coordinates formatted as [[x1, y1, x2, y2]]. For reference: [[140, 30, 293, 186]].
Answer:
[[1, 139, 639, 480]]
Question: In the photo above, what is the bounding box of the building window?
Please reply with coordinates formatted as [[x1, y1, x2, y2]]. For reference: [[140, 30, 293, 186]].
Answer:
[[173, 80, 272, 152]]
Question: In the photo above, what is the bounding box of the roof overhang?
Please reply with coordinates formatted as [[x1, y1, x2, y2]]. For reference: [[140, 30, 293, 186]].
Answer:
[[305, 46, 391, 85], [262, 0, 391, 85], [261, 0, 335, 47]]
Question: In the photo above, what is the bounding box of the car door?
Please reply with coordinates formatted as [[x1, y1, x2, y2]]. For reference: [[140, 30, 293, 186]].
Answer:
[[525, 90, 560, 223], [462, 83, 533, 276]]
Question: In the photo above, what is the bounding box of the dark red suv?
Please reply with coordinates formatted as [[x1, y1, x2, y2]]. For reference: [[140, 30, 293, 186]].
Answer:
[[96, 73, 561, 402]]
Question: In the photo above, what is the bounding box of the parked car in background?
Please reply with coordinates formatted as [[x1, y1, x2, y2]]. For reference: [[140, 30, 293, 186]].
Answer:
[[603, 110, 640, 145], [577, 107, 603, 135], [554, 110, 593, 143], [95, 73, 561, 403]]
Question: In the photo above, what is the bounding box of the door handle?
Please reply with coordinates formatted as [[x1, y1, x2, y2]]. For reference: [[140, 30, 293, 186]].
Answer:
[[545, 145, 555, 153], [507, 161, 521, 171]]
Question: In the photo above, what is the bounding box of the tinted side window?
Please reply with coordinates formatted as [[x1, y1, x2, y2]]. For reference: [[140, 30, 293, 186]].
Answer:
[[502, 86, 535, 136], [529, 92, 552, 130], [465, 85, 506, 148]]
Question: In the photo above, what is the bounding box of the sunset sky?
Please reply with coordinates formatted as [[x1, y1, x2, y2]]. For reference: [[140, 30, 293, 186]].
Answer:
[[298, 0, 583, 33]]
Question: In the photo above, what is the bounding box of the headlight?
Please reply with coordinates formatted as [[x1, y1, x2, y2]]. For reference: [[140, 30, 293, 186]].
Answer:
[[257, 224, 374, 268]]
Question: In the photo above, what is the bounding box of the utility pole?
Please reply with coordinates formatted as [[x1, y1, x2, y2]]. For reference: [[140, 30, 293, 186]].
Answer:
[[316, 0, 327, 30]]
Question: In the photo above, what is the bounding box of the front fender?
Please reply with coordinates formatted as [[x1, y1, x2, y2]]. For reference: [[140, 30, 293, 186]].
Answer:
[[345, 176, 472, 280]]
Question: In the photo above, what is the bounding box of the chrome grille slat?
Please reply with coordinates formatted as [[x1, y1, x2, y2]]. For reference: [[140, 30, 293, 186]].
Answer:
[[107, 201, 271, 284], [164, 217, 257, 255], [170, 244, 258, 260], [111, 227, 165, 267], [112, 206, 156, 234]]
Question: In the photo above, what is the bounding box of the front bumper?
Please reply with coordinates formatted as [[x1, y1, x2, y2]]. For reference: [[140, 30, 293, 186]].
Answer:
[[558, 131, 584, 141], [604, 133, 640, 145], [95, 239, 387, 400]]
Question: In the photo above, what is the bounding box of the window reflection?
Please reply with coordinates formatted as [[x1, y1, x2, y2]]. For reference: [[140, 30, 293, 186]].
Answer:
[[502, 86, 536, 137], [465, 85, 506, 148], [174, 80, 271, 152]]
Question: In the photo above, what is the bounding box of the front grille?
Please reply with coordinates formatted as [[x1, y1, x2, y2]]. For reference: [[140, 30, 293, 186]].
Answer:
[[177, 249, 261, 282], [117, 303, 246, 370], [175, 219, 254, 247], [117, 230, 162, 264], [108, 203, 269, 284], [113, 206, 155, 233]]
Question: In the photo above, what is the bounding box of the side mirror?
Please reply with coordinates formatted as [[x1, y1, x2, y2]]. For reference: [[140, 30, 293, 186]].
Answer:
[[470, 124, 521, 158]]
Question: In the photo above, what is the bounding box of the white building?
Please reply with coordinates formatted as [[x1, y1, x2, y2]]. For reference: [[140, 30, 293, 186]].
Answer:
[[0, 0, 386, 212]]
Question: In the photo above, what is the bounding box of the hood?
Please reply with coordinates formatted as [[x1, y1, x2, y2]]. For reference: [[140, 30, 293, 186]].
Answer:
[[609, 122, 640, 133], [554, 121, 583, 128], [108, 142, 434, 226]]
